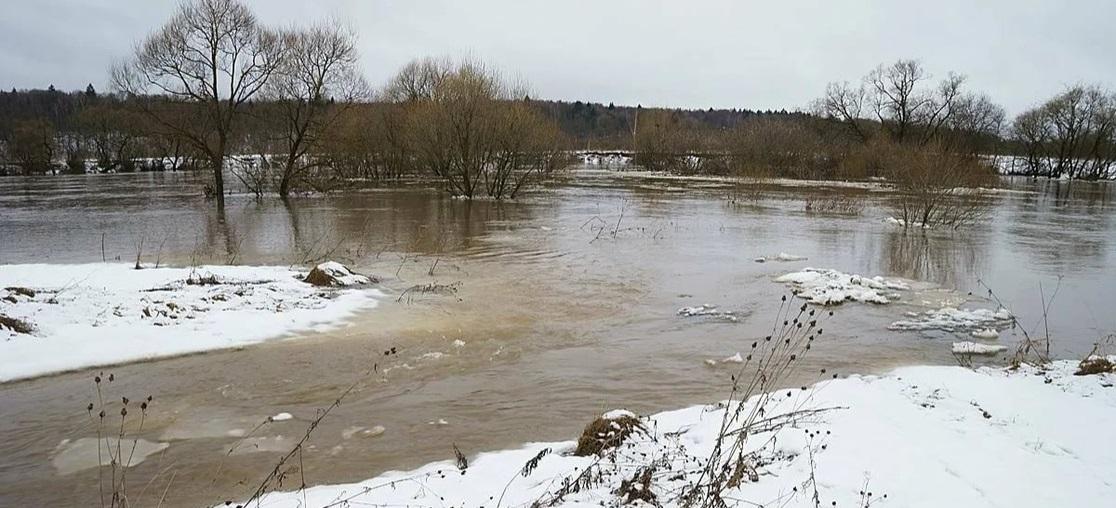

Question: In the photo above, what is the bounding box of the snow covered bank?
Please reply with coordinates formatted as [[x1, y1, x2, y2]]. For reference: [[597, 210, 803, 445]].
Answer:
[[774, 268, 909, 305], [243, 360, 1116, 508], [0, 263, 383, 382]]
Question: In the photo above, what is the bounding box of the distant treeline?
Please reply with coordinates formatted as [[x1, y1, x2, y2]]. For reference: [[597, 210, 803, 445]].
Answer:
[[0, 85, 806, 161]]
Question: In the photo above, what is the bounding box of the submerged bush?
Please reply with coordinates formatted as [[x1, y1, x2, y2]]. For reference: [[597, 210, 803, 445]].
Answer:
[[383, 58, 570, 199], [879, 139, 995, 229]]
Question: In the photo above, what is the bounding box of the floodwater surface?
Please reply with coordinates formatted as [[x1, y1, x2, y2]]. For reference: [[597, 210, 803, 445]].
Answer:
[[1, 169, 1114, 506]]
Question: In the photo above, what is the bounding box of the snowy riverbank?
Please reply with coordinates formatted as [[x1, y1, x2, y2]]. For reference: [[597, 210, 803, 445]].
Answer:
[[246, 359, 1115, 508], [0, 263, 382, 382]]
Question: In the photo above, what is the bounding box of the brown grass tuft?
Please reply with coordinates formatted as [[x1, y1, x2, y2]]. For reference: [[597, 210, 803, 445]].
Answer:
[[0, 314, 34, 334], [1075, 357, 1115, 376], [574, 414, 644, 457], [5, 286, 37, 298]]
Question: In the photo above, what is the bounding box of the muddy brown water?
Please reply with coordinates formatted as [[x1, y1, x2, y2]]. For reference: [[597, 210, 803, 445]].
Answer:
[[1, 169, 1114, 506]]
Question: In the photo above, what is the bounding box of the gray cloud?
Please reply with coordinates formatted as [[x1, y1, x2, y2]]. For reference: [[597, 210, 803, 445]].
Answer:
[[1, 0, 1113, 114]]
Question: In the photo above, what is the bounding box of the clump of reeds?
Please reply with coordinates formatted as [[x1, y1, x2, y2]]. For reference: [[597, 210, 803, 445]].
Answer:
[[803, 194, 865, 216], [680, 295, 839, 508]]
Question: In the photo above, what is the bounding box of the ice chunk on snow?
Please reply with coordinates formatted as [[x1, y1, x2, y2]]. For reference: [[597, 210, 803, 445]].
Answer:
[[889, 307, 1012, 332], [774, 268, 908, 305], [952, 341, 1008, 355]]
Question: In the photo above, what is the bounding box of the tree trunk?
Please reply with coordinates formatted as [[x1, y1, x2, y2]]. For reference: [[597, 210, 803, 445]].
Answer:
[[213, 142, 226, 214], [278, 157, 296, 198]]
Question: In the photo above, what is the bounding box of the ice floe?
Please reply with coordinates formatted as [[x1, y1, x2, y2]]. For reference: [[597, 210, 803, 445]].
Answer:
[[677, 304, 739, 322], [774, 268, 909, 305], [889, 307, 1012, 332], [952, 341, 1009, 355]]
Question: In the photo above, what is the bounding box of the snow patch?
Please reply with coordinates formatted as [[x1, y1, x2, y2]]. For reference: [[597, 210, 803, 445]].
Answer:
[[885, 217, 933, 228], [0, 263, 383, 382]]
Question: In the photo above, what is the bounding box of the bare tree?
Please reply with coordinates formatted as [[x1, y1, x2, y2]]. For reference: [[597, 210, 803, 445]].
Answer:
[[78, 104, 141, 172], [816, 81, 869, 141], [817, 59, 1001, 151], [266, 22, 367, 197], [1012, 85, 1116, 179], [113, 0, 283, 213]]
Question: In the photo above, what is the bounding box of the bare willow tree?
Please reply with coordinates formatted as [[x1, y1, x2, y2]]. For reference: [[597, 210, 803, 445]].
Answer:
[[113, 0, 283, 212], [265, 22, 367, 197], [386, 58, 566, 199]]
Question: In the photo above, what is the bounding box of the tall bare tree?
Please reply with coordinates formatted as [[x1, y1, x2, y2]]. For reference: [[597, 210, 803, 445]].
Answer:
[[817, 59, 1001, 151], [113, 0, 283, 212], [265, 22, 367, 197]]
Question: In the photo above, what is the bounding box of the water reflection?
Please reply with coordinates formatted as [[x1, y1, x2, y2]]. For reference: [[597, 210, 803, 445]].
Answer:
[[882, 231, 987, 289]]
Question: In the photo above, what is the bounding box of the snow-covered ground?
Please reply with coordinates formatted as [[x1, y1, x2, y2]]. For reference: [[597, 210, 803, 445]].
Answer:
[[244, 359, 1116, 508], [0, 263, 382, 382], [774, 268, 910, 305]]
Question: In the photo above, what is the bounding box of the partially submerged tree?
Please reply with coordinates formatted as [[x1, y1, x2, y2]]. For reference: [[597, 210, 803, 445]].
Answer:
[[78, 104, 141, 172], [879, 139, 995, 229], [265, 22, 367, 197], [113, 0, 284, 212]]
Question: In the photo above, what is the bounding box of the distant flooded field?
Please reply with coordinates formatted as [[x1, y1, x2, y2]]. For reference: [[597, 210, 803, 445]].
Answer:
[[1, 168, 1114, 506]]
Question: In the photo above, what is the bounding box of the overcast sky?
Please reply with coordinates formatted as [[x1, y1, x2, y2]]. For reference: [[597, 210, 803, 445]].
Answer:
[[1, 0, 1113, 114]]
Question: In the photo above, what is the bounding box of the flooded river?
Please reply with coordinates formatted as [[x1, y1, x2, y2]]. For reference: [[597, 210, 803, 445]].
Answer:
[[1, 169, 1114, 506]]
